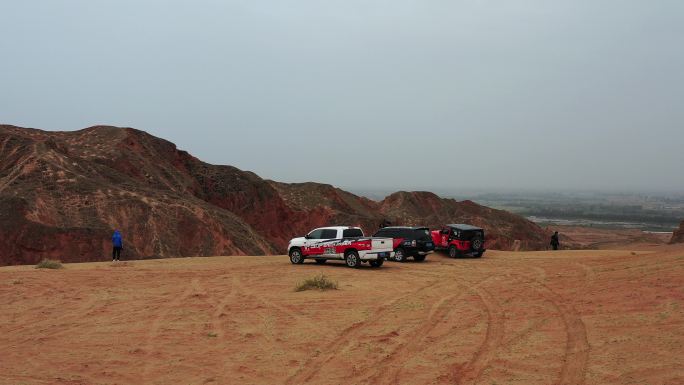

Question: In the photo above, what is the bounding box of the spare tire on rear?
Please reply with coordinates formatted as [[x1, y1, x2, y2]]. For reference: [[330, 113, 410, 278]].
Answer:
[[471, 237, 484, 251]]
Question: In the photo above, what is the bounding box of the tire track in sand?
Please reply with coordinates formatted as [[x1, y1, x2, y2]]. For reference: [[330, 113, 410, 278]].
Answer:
[[141, 278, 198, 381], [452, 261, 588, 385], [453, 283, 505, 385], [236, 276, 338, 336], [513, 272, 589, 385], [141, 275, 236, 384], [283, 279, 442, 385], [368, 293, 463, 385], [3, 277, 101, 336], [210, 276, 237, 338], [534, 263, 591, 385], [368, 277, 494, 385]]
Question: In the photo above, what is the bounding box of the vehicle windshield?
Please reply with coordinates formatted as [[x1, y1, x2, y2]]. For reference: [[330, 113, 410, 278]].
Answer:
[[307, 229, 324, 239], [414, 228, 432, 241], [343, 228, 363, 238]]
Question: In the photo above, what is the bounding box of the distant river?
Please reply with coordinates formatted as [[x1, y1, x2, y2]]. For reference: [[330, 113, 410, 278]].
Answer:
[[526, 216, 675, 233]]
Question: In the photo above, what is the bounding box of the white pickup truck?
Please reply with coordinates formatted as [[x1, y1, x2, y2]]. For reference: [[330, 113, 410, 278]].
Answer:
[[288, 226, 394, 268]]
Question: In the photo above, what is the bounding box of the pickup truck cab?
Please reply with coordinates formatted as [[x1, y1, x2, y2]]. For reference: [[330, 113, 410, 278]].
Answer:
[[288, 226, 393, 268], [372, 226, 435, 262], [431, 224, 486, 258]]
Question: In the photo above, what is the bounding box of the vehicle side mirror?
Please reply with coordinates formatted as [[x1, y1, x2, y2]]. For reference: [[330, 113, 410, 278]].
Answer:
[[441, 230, 448, 235], [304, 234, 311, 239]]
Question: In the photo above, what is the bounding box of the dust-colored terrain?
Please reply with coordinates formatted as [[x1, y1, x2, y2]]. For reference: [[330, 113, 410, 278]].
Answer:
[[1, 246, 683, 385]]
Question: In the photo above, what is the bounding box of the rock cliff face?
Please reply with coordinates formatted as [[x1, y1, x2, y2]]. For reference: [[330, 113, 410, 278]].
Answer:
[[670, 221, 684, 244], [0, 125, 277, 264], [0, 125, 550, 265]]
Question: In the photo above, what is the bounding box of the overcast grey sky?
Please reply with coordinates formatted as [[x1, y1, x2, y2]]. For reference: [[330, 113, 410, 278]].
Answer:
[[1, 1, 683, 193]]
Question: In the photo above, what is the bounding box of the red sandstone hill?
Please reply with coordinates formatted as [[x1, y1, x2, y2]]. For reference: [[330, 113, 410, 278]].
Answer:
[[671, 221, 684, 244], [0, 125, 550, 265]]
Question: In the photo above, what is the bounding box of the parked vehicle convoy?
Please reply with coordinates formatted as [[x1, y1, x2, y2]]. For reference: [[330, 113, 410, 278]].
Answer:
[[288, 226, 393, 268], [372, 226, 435, 262], [431, 224, 486, 258]]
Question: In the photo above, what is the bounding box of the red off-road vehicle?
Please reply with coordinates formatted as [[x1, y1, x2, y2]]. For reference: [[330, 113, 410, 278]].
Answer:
[[431, 224, 485, 258]]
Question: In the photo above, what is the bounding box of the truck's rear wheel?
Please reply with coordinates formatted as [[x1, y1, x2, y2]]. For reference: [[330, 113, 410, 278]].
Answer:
[[369, 259, 384, 268], [414, 255, 426, 262], [315, 259, 327, 264], [474, 251, 483, 258], [448, 245, 459, 258], [289, 248, 304, 264], [394, 248, 406, 262], [345, 251, 361, 268]]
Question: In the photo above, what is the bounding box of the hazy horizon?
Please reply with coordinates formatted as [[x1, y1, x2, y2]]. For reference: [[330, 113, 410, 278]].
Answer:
[[2, 1, 683, 192]]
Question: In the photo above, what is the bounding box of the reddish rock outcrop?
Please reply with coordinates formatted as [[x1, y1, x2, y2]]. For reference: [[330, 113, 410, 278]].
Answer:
[[0, 124, 551, 265], [670, 221, 684, 244], [0, 125, 276, 264]]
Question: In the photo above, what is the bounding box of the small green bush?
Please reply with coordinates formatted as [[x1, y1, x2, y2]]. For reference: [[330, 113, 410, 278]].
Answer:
[[295, 274, 338, 292], [35, 259, 63, 269]]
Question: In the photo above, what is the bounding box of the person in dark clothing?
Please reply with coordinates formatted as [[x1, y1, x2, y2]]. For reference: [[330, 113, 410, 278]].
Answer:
[[112, 230, 123, 261], [550, 231, 560, 250]]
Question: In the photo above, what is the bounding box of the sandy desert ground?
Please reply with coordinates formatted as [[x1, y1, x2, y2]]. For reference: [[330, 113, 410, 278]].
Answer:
[[1, 246, 683, 385]]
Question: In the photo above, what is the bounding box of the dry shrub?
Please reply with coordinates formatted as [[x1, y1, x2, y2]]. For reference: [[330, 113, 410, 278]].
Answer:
[[35, 259, 63, 269], [295, 274, 338, 292]]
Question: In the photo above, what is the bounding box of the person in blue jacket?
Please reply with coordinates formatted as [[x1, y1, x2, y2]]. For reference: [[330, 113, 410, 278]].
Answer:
[[112, 230, 123, 261]]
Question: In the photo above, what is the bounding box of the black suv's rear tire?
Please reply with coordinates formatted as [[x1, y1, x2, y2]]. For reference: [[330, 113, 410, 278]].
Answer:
[[345, 250, 361, 268], [414, 255, 426, 262], [474, 252, 483, 258], [394, 248, 406, 262], [369, 259, 384, 268], [315, 259, 327, 264], [448, 245, 459, 258], [289, 248, 304, 264]]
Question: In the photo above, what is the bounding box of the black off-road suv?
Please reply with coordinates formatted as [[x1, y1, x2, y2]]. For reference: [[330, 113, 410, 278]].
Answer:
[[372, 226, 435, 262]]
